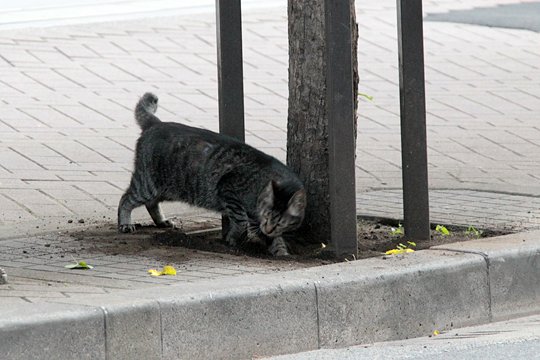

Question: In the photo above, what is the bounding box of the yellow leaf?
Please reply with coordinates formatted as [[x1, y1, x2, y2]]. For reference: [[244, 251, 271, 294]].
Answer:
[[385, 248, 415, 255], [162, 265, 177, 275], [148, 269, 162, 276], [148, 265, 177, 277], [433, 330, 440, 336]]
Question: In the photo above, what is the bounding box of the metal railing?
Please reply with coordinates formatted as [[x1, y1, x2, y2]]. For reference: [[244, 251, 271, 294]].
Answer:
[[397, 0, 430, 241], [214, 0, 430, 257]]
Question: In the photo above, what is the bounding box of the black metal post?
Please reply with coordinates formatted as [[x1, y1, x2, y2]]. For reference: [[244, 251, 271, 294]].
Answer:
[[216, 0, 245, 236], [325, 0, 358, 257], [396, 0, 430, 240], [216, 0, 245, 140]]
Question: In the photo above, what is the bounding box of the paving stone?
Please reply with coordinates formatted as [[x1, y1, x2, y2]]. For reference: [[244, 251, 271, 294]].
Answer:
[[0, 290, 68, 298], [0, 150, 43, 171], [18, 106, 85, 128], [42, 188, 93, 201]]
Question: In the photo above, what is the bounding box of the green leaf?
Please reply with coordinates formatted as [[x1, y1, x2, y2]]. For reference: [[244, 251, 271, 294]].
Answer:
[[64, 261, 93, 270], [435, 225, 450, 236], [391, 223, 404, 236], [359, 92, 374, 101], [407, 241, 417, 247], [465, 225, 482, 237]]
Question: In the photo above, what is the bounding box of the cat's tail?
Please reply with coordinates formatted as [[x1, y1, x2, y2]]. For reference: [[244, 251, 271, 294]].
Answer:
[[135, 92, 161, 131]]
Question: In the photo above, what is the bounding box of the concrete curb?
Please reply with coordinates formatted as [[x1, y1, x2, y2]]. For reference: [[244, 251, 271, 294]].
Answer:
[[1, 231, 539, 359]]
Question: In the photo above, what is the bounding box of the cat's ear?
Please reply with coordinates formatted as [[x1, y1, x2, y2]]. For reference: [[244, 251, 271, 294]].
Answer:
[[258, 180, 276, 210], [286, 189, 306, 217]]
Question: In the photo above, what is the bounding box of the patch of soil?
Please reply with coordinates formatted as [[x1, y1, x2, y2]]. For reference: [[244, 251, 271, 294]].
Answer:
[[72, 216, 512, 264], [353, 218, 511, 259], [72, 218, 333, 267]]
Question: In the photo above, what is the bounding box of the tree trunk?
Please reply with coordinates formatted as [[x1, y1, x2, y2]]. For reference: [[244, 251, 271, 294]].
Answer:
[[287, 0, 358, 244]]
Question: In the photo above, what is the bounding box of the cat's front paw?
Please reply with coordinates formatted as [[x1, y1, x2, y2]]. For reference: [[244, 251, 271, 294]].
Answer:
[[246, 226, 265, 245], [119, 224, 137, 233], [156, 219, 175, 228], [268, 237, 290, 257], [225, 232, 238, 246]]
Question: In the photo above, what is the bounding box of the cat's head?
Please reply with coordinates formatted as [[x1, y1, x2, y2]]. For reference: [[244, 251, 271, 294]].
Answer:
[[257, 180, 306, 237]]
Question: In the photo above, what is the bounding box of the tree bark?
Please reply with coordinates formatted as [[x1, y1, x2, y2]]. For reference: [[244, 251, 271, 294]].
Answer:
[[287, 0, 358, 244]]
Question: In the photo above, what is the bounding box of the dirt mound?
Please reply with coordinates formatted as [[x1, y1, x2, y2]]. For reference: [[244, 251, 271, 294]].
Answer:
[[71, 217, 512, 264]]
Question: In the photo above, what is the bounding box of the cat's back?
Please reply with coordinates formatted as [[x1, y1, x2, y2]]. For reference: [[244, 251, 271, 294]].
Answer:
[[138, 121, 281, 183], [142, 121, 272, 163], [141, 121, 240, 147], [139, 120, 301, 183]]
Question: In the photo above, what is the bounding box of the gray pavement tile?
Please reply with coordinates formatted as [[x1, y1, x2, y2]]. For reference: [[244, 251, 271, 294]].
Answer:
[[0, 290, 68, 298], [2, 205, 24, 222], [0, 297, 31, 305], [0, 260, 32, 268], [0, 239, 33, 248], [24, 264, 74, 272], [90, 272, 143, 280], [195, 268, 245, 276], [104, 262, 157, 271]]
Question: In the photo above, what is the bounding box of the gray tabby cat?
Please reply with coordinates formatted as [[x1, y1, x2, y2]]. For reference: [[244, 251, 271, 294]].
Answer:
[[118, 93, 306, 256]]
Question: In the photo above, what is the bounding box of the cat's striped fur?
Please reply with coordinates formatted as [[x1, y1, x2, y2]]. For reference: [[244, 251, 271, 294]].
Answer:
[[118, 93, 306, 256]]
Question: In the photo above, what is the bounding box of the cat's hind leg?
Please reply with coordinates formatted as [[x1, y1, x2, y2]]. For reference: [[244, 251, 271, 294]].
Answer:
[[118, 174, 158, 233], [118, 191, 141, 233], [146, 201, 174, 228]]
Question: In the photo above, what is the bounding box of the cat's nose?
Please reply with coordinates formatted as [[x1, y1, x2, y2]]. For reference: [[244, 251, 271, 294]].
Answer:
[[264, 224, 275, 235]]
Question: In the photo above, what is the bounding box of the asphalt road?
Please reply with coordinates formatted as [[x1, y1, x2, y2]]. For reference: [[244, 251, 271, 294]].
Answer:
[[425, 2, 540, 33], [269, 314, 540, 360]]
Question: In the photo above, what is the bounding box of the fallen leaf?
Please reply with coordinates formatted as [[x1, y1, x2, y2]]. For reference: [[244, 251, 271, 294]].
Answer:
[[148, 265, 177, 276], [435, 225, 450, 236], [148, 269, 162, 276], [65, 261, 93, 269], [162, 265, 177, 275], [385, 248, 415, 255]]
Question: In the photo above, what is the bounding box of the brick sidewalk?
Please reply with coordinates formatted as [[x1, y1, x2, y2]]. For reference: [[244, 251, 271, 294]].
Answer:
[[0, 0, 539, 231], [0, 214, 315, 305]]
